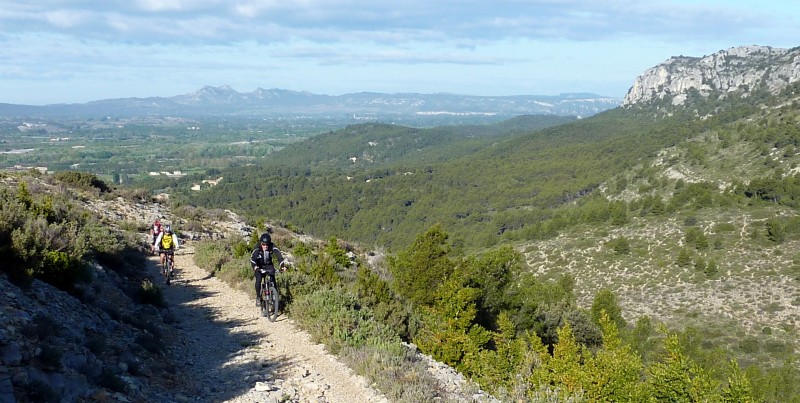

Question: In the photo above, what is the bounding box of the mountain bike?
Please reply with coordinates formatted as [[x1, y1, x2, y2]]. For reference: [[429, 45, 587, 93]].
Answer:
[[258, 267, 280, 321], [161, 249, 175, 285], [258, 262, 291, 321]]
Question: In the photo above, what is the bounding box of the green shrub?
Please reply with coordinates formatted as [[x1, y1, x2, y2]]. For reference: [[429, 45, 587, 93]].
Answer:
[[231, 240, 251, 258], [98, 367, 127, 393], [95, 244, 148, 277], [194, 240, 232, 273], [291, 286, 398, 353], [86, 334, 108, 354], [135, 278, 164, 307], [606, 236, 631, 255], [676, 248, 693, 267], [591, 289, 626, 330], [766, 218, 786, 243], [356, 265, 414, 339], [389, 225, 453, 306], [21, 380, 59, 403], [53, 171, 110, 193], [293, 241, 313, 257], [38, 345, 63, 369], [738, 337, 760, 354], [184, 219, 204, 232], [217, 258, 252, 287], [713, 222, 737, 233], [134, 333, 163, 354], [172, 204, 203, 221], [325, 237, 351, 268], [685, 227, 709, 250], [21, 313, 60, 341], [115, 187, 151, 202], [342, 344, 439, 402]]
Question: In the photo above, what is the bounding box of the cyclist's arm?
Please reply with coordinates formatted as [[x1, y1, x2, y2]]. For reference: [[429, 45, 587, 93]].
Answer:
[[173, 234, 180, 249], [154, 232, 164, 249], [273, 248, 290, 270], [250, 249, 260, 269]]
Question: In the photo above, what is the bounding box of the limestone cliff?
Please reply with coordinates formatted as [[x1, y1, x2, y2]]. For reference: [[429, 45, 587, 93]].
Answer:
[[623, 45, 800, 106]]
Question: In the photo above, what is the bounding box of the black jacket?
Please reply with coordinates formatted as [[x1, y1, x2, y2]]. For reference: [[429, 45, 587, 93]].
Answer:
[[250, 245, 284, 272]]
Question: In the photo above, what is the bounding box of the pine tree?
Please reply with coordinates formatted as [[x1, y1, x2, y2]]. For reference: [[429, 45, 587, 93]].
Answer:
[[722, 359, 754, 403], [583, 312, 645, 401], [591, 289, 626, 330], [646, 333, 719, 401], [388, 224, 453, 306]]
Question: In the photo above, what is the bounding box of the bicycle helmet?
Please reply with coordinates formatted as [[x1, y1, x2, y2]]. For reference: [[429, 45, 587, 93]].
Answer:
[[259, 233, 271, 244], [165, 225, 173, 234]]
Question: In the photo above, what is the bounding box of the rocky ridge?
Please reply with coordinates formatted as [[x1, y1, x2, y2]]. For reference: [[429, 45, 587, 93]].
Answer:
[[623, 45, 800, 106], [0, 179, 495, 402]]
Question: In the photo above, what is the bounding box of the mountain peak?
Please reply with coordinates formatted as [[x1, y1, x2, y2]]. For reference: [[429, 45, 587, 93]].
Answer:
[[623, 45, 800, 107]]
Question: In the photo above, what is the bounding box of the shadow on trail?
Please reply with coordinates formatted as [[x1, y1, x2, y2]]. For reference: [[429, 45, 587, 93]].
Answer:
[[143, 253, 290, 402]]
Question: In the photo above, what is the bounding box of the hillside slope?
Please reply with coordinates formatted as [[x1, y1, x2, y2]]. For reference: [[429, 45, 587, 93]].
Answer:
[[0, 174, 491, 402], [519, 98, 800, 367]]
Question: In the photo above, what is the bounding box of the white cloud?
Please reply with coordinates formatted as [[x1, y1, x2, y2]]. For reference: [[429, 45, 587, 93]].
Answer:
[[0, 0, 798, 104]]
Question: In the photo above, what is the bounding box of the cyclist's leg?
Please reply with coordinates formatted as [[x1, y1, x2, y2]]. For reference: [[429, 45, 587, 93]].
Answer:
[[254, 270, 263, 305]]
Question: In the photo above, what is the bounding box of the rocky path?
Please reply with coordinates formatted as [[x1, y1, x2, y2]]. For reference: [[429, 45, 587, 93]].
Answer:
[[154, 247, 387, 403]]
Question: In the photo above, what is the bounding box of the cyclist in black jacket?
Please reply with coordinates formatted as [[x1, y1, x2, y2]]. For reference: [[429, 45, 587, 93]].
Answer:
[[250, 232, 287, 306]]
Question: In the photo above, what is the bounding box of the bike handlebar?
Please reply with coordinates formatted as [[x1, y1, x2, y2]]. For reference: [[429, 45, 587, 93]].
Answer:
[[255, 261, 291, 273]]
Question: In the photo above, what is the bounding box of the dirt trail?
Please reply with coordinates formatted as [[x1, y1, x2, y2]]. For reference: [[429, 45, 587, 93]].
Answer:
[[153, 247, 387, 402]]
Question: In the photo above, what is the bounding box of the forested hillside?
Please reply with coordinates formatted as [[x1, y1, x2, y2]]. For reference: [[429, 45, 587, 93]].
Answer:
[[175, 95, 767, 251]]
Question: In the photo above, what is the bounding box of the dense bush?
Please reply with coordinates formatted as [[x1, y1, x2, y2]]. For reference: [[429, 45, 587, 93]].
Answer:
[[194, 240, 232, 273], [0, 177, 127, 290], [135, 278, 165, 307], [52, 170, 110, 193]]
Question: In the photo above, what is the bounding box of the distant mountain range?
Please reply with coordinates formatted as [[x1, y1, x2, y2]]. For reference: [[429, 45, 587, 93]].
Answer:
[[0, 87, 621, 119]]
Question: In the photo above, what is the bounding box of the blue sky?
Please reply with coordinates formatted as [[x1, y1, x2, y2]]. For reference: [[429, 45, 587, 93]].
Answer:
[[0, 0, 798, 105]]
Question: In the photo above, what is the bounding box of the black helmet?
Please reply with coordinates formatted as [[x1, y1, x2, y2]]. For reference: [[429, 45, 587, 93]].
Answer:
[[259, 233, 271, 244]]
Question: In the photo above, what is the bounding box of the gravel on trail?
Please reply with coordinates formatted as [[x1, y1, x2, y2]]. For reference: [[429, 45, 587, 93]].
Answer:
[[156, 247, 388, 403]]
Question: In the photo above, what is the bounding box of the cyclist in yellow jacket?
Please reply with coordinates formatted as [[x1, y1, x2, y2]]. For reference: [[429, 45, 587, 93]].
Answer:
[[155, 225, 180, 267]]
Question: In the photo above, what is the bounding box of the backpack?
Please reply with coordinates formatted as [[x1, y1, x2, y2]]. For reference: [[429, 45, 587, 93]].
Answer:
[[161, 233, 174, 249]]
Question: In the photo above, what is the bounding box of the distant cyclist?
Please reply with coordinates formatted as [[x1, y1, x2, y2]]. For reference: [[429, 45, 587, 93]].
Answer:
[[150, 219, 163, 254], [250, 232, 287, 306], [155, 225, 180, 267]]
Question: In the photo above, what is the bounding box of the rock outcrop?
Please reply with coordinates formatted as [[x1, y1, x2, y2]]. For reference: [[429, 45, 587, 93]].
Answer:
[[623, 45, 800, 106]]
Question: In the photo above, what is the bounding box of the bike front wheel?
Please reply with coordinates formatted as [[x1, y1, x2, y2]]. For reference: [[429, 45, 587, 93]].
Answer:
[[260, 283, 269, 317], [162, 260, 169, 285], [163, 257, 174, 285], [166, 258, 174, 285], [266, 285, 279, 322]]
